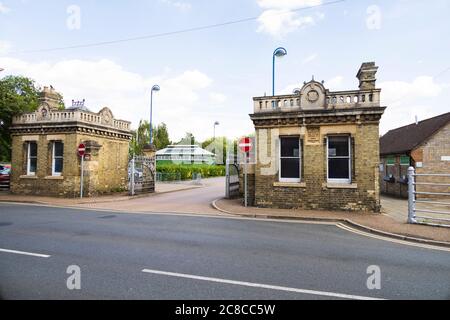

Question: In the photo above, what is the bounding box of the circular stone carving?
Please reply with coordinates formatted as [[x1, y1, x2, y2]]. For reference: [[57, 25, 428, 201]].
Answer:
[[307, 90, 319, 102]]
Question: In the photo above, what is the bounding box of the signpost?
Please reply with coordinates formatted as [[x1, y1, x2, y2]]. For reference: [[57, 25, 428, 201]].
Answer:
[[78, 143, 86, 198], [239, 137, 253, 207]]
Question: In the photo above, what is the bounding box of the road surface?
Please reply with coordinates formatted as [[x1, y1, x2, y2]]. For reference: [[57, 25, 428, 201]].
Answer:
[[0, 203, 449, 300]]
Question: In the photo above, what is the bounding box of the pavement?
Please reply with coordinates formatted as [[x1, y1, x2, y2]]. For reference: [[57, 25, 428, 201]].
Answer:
[[213, 198, 450, 245], [1, 203, 449, 300], [0, 176, 449, 245]]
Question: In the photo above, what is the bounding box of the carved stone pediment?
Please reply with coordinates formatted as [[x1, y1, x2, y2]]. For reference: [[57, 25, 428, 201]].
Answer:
[[98, 107, 114, 126], [300, 80, 326, 110], [36, 103, 51, 120]]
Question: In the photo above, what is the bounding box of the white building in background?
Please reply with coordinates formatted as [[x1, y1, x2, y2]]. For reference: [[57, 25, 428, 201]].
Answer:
[[156, 145, 215, 165]]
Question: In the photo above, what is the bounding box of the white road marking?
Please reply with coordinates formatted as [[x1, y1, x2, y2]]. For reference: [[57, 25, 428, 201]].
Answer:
[[1, 202, 448, 251], [0, 248, 51, 258], [142, 268, 384, 300], [335, 223, 450, 253]]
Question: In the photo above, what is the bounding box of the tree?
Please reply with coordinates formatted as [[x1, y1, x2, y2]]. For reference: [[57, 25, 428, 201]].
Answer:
[[177, 132, 197, 146], [153, 123, 171, 150], [201, 136, 237, 165], [0, 76, 40, 162], [129, 120, 172, 156]]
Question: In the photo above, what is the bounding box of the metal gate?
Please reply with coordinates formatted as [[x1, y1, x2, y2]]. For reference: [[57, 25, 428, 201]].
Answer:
[[407, 166, 450, 227], [129, 155, 156, 195], [225, 155, 239, 199]]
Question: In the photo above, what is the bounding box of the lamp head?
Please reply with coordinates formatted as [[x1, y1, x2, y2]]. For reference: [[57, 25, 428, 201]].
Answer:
[[214, 121, 220, 126], [273, 47, 287, 58], [292, 88, 301, 94], [151, 85, 160, 92]]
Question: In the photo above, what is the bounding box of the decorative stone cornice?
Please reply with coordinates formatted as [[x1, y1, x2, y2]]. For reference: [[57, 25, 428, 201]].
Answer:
[[250, 106, 386, 128], [11, 105, 132, 140]]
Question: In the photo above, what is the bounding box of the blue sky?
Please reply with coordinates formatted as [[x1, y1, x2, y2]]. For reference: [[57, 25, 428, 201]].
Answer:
[[1, 0, 449, 141]]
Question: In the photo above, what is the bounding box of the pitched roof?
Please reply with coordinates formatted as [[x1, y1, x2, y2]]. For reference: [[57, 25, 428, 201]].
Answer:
[[380, 112, 450, 155]]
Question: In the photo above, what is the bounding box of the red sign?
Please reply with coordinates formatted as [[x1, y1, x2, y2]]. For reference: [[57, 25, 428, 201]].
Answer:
[[77, 143, 86, 157], [239, 137, 252, 153]]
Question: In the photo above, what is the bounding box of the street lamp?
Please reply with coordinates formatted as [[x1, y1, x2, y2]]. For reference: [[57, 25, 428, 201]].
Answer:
[[272, 47, 287, 96], [213, 121, 220, 141], [149, 84, 160, 145]]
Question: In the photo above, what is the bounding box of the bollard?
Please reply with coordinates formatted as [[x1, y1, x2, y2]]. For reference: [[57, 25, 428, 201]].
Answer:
[[407, 166, 416, 224]]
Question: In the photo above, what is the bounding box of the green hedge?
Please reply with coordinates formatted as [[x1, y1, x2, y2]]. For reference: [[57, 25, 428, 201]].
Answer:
[[156, 164, 226, 181]]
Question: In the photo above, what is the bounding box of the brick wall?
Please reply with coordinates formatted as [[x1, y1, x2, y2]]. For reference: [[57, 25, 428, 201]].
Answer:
[[248, 124, 381, 212], [10, 132, 130, 197]]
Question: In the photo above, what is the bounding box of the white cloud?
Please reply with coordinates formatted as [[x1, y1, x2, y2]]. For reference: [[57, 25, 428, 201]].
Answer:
[[209, 92, 226, 104], [325, 75, 344, 90], [256, 0, 323, 37], [379, 76, 448, 134], [257, 0, 322, 9], [257, 10, 316, 37], [160, 0, 191, 11], [0, 57, 230, 141], [0, 2, 10, 14], [0, 40, 12, 55]]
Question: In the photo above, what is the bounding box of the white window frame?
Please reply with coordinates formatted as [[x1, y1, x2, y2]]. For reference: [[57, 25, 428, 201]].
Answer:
[[327, 135, 351, 184], [27, 142, 37, 176], [52, 141, 63, 176], [279, 137, 301, 183]]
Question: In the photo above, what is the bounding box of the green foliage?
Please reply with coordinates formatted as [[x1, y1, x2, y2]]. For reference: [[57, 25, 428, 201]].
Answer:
[[201, 136, 238, 165], [0, 76, 40, 162], [154, 122, 170, 150], [129, 120, 172, 156], [156, 164, 226, 181], [176, 132, 198, 145]]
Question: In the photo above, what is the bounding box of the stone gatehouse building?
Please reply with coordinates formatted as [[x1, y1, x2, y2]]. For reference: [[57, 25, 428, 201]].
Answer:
[[10, 87, 132, 197], [247, 62, 386, 212]]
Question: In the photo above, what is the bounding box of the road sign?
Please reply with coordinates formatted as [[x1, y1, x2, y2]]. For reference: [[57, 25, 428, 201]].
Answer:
[[77, 143, 86, 157], [239, 137, 252, 153]]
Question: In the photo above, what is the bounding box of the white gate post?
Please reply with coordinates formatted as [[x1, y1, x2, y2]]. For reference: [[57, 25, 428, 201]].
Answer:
[[225, 149, 230, 199], [130, 157, 135, 196], [407, 166, 416, 224]]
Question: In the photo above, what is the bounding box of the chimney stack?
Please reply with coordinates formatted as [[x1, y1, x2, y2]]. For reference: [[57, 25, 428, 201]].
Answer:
[[39, 86, 61, 110], [356, 62, 378, 90]]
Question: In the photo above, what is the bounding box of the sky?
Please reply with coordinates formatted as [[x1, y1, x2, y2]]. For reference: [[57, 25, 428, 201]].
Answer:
[[0, 0, 449, 142]]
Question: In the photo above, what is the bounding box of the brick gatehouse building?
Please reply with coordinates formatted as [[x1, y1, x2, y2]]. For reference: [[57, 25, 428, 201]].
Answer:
[[246, 62, 386, 212]]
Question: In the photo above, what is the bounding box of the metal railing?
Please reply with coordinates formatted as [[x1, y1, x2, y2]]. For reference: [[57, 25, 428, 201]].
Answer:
[[408, 167, 450, 227]]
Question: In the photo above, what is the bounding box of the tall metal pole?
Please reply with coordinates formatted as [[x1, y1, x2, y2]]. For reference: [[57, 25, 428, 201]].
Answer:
[[244, 152, 248, 207], [80, 155, 84, 199], [149, 90, 153, 145], [272, 54, 276, 96]]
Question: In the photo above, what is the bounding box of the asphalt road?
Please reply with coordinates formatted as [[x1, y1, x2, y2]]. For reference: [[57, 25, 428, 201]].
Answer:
[[0, 203, 449, 300]]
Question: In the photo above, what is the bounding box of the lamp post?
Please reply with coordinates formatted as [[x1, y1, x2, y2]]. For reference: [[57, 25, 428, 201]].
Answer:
[[272, 47, 287, 96], [149, 85, 160, 146], [213, 121, 220, 141]]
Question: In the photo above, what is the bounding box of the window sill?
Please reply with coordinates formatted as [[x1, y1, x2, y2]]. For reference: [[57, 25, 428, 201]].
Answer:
[[324, 183, 358, 189], [20, 175, 37, 179], [44, 176, 64, 180], [274, 182, 306, 188]]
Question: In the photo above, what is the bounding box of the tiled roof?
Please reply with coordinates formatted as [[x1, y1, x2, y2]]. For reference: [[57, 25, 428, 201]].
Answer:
[[380, 112, 450, 155]]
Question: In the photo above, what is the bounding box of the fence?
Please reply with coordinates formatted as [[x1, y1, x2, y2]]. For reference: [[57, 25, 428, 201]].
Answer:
[[407, 166, 450, 227], [129, 155, 155, 196], [225, 155, 240, 199]]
